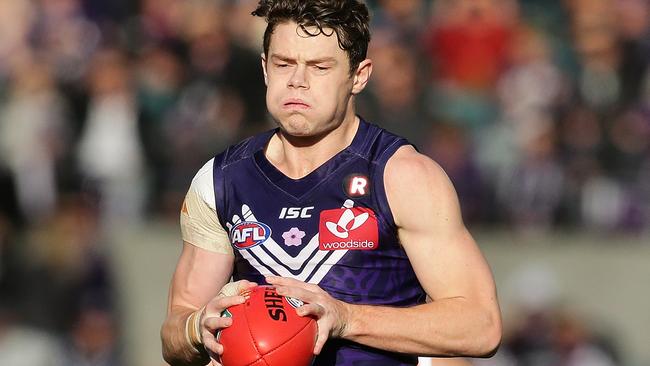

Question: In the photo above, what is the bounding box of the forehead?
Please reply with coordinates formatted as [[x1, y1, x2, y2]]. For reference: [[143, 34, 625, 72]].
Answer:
[[268, 21, 346, 60]]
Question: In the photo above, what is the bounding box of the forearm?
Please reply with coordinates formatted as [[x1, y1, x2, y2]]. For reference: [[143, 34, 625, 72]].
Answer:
[[341, 298, 501, 357], [161, 306, 209, 366]]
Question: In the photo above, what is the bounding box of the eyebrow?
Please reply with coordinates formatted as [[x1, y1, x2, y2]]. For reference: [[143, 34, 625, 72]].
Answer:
[[270, 54, 337, 65]]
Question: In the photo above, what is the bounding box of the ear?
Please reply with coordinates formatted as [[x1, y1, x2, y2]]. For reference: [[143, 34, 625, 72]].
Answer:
[[351, 59, 372, 95], [261, 53, 268, 86]]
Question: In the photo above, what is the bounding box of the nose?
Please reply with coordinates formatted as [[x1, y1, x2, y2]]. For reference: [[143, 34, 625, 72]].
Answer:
[[287, 65, 309, 89]]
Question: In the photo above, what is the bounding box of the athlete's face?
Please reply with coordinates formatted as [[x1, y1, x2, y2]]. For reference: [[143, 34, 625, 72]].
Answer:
[[262, 21, 371, 138]]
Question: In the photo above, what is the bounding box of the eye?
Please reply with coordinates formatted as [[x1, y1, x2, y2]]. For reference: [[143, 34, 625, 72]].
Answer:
[[276, 63, 289, 68], [313, 65, 330, 71]]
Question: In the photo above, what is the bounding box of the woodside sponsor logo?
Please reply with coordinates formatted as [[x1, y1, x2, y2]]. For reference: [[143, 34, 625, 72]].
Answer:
[[319, 207, 379, 251]]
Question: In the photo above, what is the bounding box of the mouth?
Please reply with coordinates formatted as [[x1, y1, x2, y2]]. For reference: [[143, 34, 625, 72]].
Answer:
[[283, 99, 310, 110]]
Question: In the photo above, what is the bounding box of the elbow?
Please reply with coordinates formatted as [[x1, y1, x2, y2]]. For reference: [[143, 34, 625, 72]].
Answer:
[[160, 322, 184, 366], [473, 310, 502, 358], [476, 324, 502, 357], [162, 349, 175, 365], [160, 325, 176, 365]]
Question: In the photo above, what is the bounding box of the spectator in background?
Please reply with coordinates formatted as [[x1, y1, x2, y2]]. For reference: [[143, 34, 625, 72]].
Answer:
[[370, 0, 430, 41], [556, 105, 604, 226], [0, 305, 66, 366], [31, 0, 101, 84], [424, 123, 488, 224], [0, 55, 70, 224], [77, 48, 146, 223], [423, 0, 518, 130], [488, 23, 566, 230], [136, 44, 185, 216], [570, 0, 622, 113], [180, 0, 266, 132], [136, 0, 267, 216], [0, 0, 34, 78], [496, 123, 565, 231], [616, 0, 650, 107], [11, 198, 113, 333], [61, 301, 122, 366], [225, 0, 268, 52], [138, 0, 187, 44], [552, 313, 619, 366], [358, 35, 432, 148]]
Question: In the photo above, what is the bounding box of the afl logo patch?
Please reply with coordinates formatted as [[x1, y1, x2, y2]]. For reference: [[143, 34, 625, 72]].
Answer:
[[229, 221, 272, 249], [343, 174, 370, 198]]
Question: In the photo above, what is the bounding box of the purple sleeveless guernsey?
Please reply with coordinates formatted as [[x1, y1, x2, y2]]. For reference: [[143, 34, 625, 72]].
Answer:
[[212, 119, 426, 366]]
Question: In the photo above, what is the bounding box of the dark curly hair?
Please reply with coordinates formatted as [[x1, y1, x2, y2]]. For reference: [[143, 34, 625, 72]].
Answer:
[[252, 0, 371, 75]]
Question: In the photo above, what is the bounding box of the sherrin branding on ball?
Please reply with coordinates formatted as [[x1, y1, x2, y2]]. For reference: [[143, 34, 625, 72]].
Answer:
[[217, 285, 317, 366]]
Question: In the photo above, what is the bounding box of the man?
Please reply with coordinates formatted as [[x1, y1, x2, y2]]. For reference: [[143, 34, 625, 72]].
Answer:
[[161, 1, 502, 365]]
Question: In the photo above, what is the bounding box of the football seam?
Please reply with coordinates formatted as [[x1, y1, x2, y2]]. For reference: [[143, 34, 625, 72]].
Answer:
[[257, 319, 315, 363], [243, 318, 315, 366], [242, 301, 263, 364]]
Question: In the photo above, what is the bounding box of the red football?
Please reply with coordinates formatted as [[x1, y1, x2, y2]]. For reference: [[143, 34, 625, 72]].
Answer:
[[217, 285, 317, 366]]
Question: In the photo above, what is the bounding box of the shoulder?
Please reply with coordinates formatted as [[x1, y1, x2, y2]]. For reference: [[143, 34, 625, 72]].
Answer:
[[360, 120, 410, 163], [384, 145, 453, 192], [188, 158, 216, 210], [384, 146, 462, 228], [215, 129, 276, 168]]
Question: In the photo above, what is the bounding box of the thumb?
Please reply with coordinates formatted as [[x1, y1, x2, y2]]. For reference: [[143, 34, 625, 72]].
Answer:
[[218, 280, 258, 297]]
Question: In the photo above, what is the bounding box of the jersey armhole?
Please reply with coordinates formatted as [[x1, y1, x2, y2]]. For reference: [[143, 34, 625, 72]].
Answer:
[[212, 153, 229, 230], [371, 140, 412, 233]]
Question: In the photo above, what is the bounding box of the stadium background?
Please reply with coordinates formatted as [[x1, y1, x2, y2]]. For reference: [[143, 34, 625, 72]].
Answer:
[[0, 0, 649, 365]]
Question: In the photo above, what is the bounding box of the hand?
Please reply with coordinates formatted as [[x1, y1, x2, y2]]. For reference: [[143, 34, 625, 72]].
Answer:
[[265, 276, 351, 355], [199, 280, 258, 365]]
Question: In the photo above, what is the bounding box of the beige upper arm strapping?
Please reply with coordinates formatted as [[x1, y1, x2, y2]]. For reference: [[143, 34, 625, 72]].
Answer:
[[180, 183, 232, 256]]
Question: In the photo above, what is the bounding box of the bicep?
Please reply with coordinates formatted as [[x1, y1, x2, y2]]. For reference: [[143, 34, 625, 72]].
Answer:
[[171, 159, 235, 310], [385, 147, 497, 303], [401, 225, 497, 304], [167, 242, 234, 312]]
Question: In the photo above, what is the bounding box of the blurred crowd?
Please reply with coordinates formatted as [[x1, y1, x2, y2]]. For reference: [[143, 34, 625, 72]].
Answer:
[[0, 0, 648, 365]]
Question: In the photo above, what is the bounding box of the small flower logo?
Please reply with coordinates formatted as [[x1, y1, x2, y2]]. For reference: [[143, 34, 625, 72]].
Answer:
[[282, 227, 306, 246]]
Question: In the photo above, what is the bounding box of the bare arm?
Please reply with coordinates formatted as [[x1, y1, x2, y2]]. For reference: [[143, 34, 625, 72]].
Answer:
[[268, 146, 501, 357], [160, 242, 236, 365], [340, 146, 501, 356], [162, 159, 260, 365]]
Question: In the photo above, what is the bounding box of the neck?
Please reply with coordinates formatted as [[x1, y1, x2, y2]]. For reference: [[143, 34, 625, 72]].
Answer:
[[267, 114, 360, 179]]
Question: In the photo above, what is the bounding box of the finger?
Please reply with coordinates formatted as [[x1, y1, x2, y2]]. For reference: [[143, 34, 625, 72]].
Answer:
[[266, 276, 319, 290], [238, 279, 258, 290], [205, 294, 247, 313], [203, 315, 233, 333], [202, 330, 223, 355], [313, 325, 329, 355], [275, 284, 318, 303], [237, 280, 258, 295], [265, 275, 293, 285], [296, 303, 324, 318]]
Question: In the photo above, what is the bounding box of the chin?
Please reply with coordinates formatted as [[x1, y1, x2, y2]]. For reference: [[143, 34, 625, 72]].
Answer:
[[278, 115, 315, 136]]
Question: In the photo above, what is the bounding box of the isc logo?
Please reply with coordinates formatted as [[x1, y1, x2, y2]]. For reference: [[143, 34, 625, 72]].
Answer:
[[279, 206, 314, 219], [229, 221, 272, 249]]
